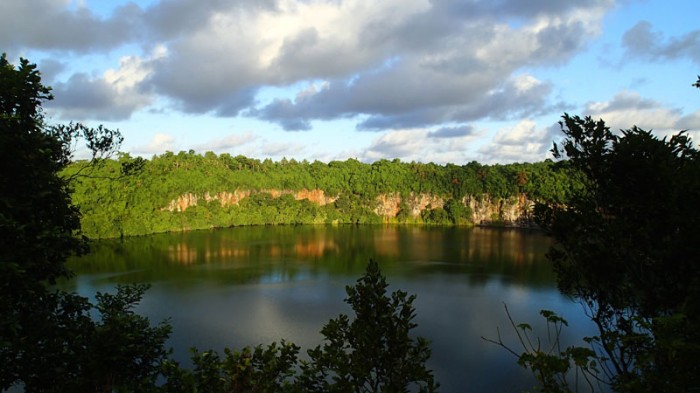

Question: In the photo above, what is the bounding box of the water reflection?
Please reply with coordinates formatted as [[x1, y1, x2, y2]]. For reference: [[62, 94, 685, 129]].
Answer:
[[68, 226, 553, 286], [65, 225, 593, 393]]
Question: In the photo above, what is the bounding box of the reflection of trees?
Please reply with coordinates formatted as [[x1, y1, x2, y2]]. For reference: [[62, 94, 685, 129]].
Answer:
[[68, 226, 554, 287]]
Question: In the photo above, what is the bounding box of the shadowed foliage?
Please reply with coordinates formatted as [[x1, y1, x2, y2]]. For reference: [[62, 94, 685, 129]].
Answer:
[[530, 112, 700, 392]]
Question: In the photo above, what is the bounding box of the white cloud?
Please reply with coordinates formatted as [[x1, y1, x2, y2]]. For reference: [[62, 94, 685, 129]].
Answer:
[[194, 132, 258, 152], [622, 21, 700, 65], [583, 90, 683, 132], [677, 110, 700, 131], [15, 0, 698, 165], [257, 140, 306, 157], [132, 132, 177, 155], [478, 120, 555, 164], [6, 0, 617, 129], [360, 126, 480, 164], [48, 50, 160, 120]]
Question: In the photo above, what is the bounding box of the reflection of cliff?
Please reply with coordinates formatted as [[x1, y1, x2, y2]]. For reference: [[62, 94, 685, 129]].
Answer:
[[204, 245, 249, 262], [294, 238, 338, 257], [372, 226, 402, 257], [367, 226, 543, 266], [465, 228, 541, 265], [167, 243, 198, 264], [69, 225, 554, 289], [164, 224, 542, 269], [166, 237, 338, 264]]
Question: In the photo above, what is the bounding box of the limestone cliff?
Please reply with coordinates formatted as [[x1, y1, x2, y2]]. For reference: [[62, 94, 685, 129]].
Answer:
[[162, 189, 337, 212], [163, 189, 534, 225], [369, 192, 533, 224], [464, 194, 534, 225]]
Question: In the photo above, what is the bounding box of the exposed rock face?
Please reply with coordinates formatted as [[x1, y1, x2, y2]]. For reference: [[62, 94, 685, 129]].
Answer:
[[371, 192, 534, 224], [163, 188, 337, 212], [165, 193, 198, 212], [204, 190, 251, 207], [407, 193, 444, 216], [374, 193, 402, 217], [293, 189, 337, 206], [464, 194, 534, 224], [373, 193, 446, 218], [163, 189, 534, 225]]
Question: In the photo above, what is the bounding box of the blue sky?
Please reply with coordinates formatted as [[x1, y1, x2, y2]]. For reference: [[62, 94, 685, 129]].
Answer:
[[3, 0, 699, 164]]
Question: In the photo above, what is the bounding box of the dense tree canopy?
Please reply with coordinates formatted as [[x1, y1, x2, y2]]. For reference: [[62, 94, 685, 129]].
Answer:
[[533, 114, 700, 391], [64, 149, 585, 238], [0, 53, 171, 392]]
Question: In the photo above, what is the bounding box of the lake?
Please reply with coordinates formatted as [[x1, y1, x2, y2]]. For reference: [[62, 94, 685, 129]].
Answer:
[[65, 225, 595, 392]]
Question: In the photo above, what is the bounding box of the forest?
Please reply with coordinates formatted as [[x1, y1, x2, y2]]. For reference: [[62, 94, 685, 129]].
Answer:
[[4, 53, 699, 392], [64, 152, 584, 238]]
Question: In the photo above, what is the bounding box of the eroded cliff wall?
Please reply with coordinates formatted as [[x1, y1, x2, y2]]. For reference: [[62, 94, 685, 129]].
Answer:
[[163, 189, 533, 224]]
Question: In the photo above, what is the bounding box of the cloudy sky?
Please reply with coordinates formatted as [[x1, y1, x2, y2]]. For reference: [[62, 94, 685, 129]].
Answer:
[[3, 0, 699, 164]]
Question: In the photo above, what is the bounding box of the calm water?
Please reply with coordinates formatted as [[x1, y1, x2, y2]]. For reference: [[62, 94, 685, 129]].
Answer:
[[66, 225, 594, 392]]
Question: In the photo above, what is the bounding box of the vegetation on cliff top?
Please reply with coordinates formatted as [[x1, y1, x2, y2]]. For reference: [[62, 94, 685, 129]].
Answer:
[[64, 151, 585, 238]]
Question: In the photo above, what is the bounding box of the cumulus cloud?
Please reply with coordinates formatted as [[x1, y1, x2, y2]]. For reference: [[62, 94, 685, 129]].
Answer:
[[252, 72, 564, 131], [5, 0, 614, 128], [478, 120, 557, 164], [677, 110, 700, 131], [132, 133, 178, 155], [47, 53, 157, 120], [622, 21, 700, 64], [428, 125, 476, 138], [361, 125, 480, 164], [0, 0, 141, 51], [9, 0, 612, 124], [258, 140, 306, 157], [583, 90, 683, 131], [193, 132, 258, 152]]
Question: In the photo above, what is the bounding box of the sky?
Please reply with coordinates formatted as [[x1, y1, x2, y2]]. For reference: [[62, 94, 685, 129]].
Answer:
[[3, 0, 700, 164]]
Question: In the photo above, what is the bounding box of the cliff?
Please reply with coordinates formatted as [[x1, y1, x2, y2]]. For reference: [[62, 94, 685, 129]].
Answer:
[[163, 189, 534, 225], [163, 189, 338, 212]]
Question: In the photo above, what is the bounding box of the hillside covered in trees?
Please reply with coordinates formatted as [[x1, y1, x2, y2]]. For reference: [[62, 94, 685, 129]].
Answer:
[[65, 152, 584, 238]]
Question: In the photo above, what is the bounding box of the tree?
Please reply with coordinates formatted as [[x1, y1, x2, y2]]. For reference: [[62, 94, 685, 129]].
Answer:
[[160, 342, 301, 393], [443, 198, 472, 225], [1, 53, 86, 388], [298, 260, 438, 393], [533, 113, 700, 391], [0, 54, 170, 392]]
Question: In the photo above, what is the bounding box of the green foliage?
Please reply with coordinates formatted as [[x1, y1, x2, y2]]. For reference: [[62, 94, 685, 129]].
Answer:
[[421, 205, 450, 225], [160, 342, 301, 393], [533, 113, 700, 391], [298, 260, 438, 393], [0, 54, 170, 392], [63, 147, 585, 238], [443, 198, 472, 225], [484, 306, 601, 393], [1, 53, 86, 388], [88, 284, 172, 392]]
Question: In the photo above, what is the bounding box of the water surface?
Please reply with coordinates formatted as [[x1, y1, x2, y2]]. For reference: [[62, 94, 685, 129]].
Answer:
[[66, 225, 594, 392]]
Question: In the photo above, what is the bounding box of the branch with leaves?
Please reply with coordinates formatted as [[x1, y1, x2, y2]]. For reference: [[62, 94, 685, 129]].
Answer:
[[482, 304, 605, 393]]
